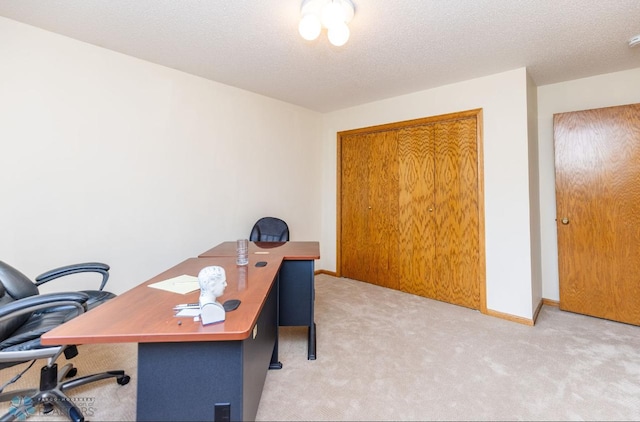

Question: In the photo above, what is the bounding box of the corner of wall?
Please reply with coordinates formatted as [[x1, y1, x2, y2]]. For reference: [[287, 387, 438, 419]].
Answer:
[[527, 71, 543, 315]]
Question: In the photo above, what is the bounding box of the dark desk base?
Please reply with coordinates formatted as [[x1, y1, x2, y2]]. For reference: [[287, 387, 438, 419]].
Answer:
[[278, 260, 316, 360], [136, 283, 278, 422]]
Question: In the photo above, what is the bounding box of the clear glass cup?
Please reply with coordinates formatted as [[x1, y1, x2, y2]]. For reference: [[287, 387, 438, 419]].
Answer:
[[236, 238, 249, 266]]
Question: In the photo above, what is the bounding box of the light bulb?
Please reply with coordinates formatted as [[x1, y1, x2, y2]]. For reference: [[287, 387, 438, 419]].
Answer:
[[328, 21, 350, 46], [299, 13, 322, 41], [339, 0, 354, 23], [321, 1, 344, 29]]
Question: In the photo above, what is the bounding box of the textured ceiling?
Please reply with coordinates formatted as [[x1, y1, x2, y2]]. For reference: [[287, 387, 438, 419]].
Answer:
[[1, 0, 639, 112]]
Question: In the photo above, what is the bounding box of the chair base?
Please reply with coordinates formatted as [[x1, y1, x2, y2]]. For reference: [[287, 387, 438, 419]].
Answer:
[[0, 362, 130, 422]]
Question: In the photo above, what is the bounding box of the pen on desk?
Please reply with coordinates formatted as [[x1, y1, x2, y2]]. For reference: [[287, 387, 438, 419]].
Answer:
[[173, 303, 200, 310]]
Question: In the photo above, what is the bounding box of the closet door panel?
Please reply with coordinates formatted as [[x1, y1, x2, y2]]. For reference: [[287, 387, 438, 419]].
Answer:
[[398, 125, 436, 297], [367, 130, 400, 290], [434, 117, 480, 309], [340, 133, 373, 284], [340, 131, 399, 289]]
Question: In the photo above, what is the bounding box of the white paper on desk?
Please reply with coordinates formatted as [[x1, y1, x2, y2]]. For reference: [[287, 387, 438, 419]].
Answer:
[[175, 308, 201, 317], [148, 274, 200, 294]]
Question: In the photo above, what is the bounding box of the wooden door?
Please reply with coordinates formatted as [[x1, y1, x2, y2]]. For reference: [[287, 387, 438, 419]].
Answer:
[[434, 118, 481, 309], [340, 132, 371, 284], [554, 103, 640, 325], [397, 125, 436, 297], [340, 130, 400, 289]]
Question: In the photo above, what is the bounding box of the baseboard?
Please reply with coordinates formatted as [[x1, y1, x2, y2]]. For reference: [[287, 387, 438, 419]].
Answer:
[[485, 308, 535, 326], [542, 298, 560, 307], [314, 269, 337, 276], [485, 298, 555, 326], [532, 299, 544, 324]]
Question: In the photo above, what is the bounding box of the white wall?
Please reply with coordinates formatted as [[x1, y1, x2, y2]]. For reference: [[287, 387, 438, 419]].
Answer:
[[527, 71, 542, 311], [537, 67, 640, 301], [321, 68, 538, 319], [0, 17, 322, 294]]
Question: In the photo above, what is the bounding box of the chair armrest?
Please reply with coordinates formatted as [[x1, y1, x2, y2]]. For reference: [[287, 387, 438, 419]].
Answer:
[[35, 262, 110, 291], [0, 292, 89, 324]]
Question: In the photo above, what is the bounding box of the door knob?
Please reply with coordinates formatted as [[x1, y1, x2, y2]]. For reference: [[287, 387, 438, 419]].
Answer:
[[561, 217, 569, 225]]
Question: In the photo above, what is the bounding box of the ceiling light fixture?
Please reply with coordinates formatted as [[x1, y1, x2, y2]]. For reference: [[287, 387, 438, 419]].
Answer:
[[629, 34, 640, 48], [298, 0, 355, 47]]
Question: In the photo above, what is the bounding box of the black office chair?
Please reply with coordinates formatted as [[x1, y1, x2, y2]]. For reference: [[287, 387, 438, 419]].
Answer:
[[0, 260, 130, 422], [249, 217, 290, 242]]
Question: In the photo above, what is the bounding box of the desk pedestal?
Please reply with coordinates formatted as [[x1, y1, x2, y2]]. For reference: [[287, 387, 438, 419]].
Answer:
[[279, 260, 316, 360], [136, 283, 278, 422]]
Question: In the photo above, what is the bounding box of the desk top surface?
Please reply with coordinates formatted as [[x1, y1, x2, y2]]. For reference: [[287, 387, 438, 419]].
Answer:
[[199, 241, 320, 260], [41, 255, 282, 345]]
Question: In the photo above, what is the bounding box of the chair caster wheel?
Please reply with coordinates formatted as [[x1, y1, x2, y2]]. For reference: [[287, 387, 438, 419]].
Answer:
[[66, 367, 78, 378], [43, 402, 54, 414], [117, 375, 131, 385]]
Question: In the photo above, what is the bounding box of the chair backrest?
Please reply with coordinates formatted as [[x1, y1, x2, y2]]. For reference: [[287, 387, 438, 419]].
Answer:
[[0, 261, 39, 342], [249, 217, 290, 242]]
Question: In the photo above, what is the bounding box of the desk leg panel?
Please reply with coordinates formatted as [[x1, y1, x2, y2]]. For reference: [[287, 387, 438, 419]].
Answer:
[[243, 277, 279, 418], [136, 283, 278, 422], [278, 260, 314, 327], [279, 260, 316, 359], [137, 341, 242, 421]]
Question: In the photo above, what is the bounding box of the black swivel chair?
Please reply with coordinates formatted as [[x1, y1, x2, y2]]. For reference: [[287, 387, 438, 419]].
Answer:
[[0, 260, 130, 422], [249, 217, 290, 242]]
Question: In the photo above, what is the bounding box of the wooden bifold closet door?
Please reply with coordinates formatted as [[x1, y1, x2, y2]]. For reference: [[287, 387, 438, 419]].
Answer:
[[340, 130, 400, 289], [554, 103, 640, 325], [338, 109, 485, 310]]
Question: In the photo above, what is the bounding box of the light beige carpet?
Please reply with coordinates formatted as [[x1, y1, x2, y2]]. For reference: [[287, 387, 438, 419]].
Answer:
[[2, 274, 640, 421], [0, 342, 137, 421]]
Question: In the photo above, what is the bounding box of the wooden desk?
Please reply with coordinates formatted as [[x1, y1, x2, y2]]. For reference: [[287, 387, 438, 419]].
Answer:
[[42, 256, 282, 422], [199, 241, 320, 360]]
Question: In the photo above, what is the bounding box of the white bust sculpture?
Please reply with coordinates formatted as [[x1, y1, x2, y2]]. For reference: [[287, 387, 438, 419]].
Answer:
[[198, 266, 227, 325]]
